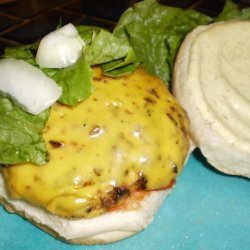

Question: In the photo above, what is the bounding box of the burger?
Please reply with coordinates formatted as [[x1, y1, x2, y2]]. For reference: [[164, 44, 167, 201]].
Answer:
[[0, 24, 190, 244]]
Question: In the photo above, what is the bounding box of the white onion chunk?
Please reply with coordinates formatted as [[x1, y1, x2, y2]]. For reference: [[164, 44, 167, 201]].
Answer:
[[36, 23, 84, 68], [0, 58, 62, 115]]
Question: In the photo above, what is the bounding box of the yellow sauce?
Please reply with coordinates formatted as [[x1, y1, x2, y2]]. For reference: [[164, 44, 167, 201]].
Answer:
[[2, 67, 189, 218]]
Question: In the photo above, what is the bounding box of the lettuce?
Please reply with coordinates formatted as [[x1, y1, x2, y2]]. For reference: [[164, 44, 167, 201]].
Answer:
[[77, 26, 139, 75], [0, 96, 49, 165], [216, 0, 250, 21], [113, 0, 212, 85], [49, 55, 93, 106], [3, 43, 38, 66]]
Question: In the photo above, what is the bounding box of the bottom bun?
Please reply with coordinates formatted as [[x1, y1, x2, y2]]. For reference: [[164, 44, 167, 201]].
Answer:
[[0, 172, 171, 245]]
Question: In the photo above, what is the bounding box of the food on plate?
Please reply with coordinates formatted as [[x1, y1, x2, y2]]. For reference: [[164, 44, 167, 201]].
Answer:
[[173, 21, 250, 177], [0, 66, 190, 244], [1, 0, 250, 246]]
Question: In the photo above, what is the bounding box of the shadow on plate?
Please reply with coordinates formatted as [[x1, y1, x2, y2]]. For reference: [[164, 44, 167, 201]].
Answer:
[[192, 148, 250, 182]]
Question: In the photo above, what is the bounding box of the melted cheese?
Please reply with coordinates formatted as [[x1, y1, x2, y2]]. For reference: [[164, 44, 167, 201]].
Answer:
[[2, 67, 189, 218]]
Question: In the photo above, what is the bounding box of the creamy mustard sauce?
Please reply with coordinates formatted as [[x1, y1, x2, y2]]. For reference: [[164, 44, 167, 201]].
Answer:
[[188, 21, 250, 152], [2, 67, 189, 218]]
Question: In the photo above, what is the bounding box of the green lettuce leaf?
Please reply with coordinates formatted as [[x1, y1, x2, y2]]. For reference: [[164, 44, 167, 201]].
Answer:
[[77, 25, 138, 76], [113, 0, 212, 85], [84, 29, 131, 65], [216, 0, 250, 21], [76, 25, 102, 45], [102, 48, 140, 77], [49, 55, 93, 106], [3, 43, 38, 66], [0, 95, 49, 165]]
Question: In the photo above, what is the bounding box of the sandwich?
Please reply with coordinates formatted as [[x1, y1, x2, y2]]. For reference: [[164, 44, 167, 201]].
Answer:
[[173, 20, 250, 178], [1, 0, 250, 244], [0, 23, 190, 244]]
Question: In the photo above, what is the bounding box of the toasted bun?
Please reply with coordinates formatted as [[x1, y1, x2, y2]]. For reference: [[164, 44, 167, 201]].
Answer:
[[173, 21, 250, 177], [0, 172, 171, 244]]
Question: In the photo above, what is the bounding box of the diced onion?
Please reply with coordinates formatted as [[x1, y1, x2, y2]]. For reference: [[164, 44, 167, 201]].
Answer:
[[0, 58, 62, 115], [36, 23, 84, 68]]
